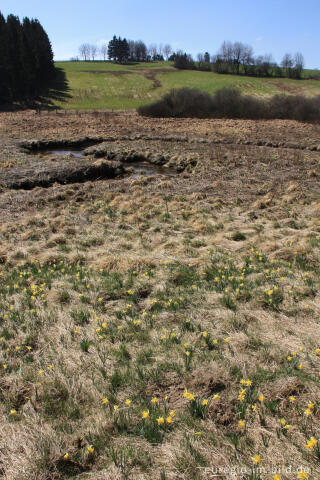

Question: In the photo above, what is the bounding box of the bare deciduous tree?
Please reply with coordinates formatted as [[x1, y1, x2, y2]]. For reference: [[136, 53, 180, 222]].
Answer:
[[294, 52, 304, 78], [148, 43, 158, 60], [135, 40, 147, 61], [90, 45, 98, 61], [100, 44, 108, 61], [128, 40, 135, 60], [255, 54, 274, 77], [79, 43, 90, 61], [163, 44, 172, 61], [281, 53, 294, 76], [220, 41, 233, 63], [240, 44, 254, 74], [232, 42, 243, 74], [197, 53, 204, 64]]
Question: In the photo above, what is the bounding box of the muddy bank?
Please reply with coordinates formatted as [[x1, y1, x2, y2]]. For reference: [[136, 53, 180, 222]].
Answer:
[[83, 142, 198, 172], [19, 136, 104, 152], [19, 134, 320, 153], [0, 158, 124, 190], [21, 137, 199, 173]]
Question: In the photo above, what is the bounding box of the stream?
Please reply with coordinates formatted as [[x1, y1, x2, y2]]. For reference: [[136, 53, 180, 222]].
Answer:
[[39, 149, 176, 178]]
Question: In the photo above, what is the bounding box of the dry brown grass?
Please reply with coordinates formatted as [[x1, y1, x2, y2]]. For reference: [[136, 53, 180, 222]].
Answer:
[[0, 111, 319, 480]]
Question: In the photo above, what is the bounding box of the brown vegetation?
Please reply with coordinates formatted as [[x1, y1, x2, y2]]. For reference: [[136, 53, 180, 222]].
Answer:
[[0, 110, 319, 479], [138, 87, 320, 122]]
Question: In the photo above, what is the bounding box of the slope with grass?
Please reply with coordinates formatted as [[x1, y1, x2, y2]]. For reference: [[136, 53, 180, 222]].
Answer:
[[52, 61, 320, 110]]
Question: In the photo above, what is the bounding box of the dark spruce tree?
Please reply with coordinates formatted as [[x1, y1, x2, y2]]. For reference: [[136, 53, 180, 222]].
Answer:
[[108, 36, 129, 63], [21, 17, 38, 98], [28, 19, 54, 87], [108, 35, 117, 61], [5, 14, 25, 101], [0, 10, 55, 106], [117, 38, 129, 62], [0, 12, 9, 103]]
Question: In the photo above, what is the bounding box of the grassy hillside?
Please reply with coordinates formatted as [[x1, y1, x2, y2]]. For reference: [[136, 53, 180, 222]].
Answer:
[[53, 61, 320, 110]]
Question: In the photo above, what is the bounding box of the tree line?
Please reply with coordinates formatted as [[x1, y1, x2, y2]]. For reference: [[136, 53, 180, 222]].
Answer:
[[193, 41, 305, 79], [79, 37, 172, 62], [78, 37, 307, 79], [173, 41, 305, 79], [0, 11, 55, 105]]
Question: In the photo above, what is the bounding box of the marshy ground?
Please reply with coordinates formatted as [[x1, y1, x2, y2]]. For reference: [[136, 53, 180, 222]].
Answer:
[[0, 111, 319, 480]]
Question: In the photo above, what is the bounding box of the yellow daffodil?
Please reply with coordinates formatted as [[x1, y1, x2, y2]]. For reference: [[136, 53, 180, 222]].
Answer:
[[183, 391, 195, 401], [297, 470, 308, 479], [305, 437, 317, 449]]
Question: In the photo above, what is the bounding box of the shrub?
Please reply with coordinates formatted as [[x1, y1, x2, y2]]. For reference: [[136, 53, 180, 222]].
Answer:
[[269, 94, 320, 122], [138, 88, 213, 118], [138, 87, 320, 122]]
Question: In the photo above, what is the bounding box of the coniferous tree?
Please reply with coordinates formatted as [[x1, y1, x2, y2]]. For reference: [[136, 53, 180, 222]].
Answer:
[[29, 19, 54, 85], [6, 14, 25, 101], [108, 35, 117, 61], [21, 17, 37, 97], [108, 36, 130, 62], [118, 38, 129, 62], [0, 12, 9, 103], [0, 10, 55, 105]]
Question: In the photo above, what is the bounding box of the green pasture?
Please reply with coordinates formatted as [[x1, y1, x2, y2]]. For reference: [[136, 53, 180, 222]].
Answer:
[[52, 61, 320, 110]]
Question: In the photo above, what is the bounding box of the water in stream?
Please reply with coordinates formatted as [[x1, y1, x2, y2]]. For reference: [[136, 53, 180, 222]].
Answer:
[[40, 149, 85, 158], [39, 149, 175, 178]]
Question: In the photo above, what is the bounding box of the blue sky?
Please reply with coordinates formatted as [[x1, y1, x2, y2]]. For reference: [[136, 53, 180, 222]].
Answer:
[[1, 0, 319, 68]]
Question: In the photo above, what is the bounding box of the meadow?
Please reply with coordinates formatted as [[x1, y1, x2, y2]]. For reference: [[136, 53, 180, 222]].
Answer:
[[52, 61, 320, 110], [0, 110, 319, 480]]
